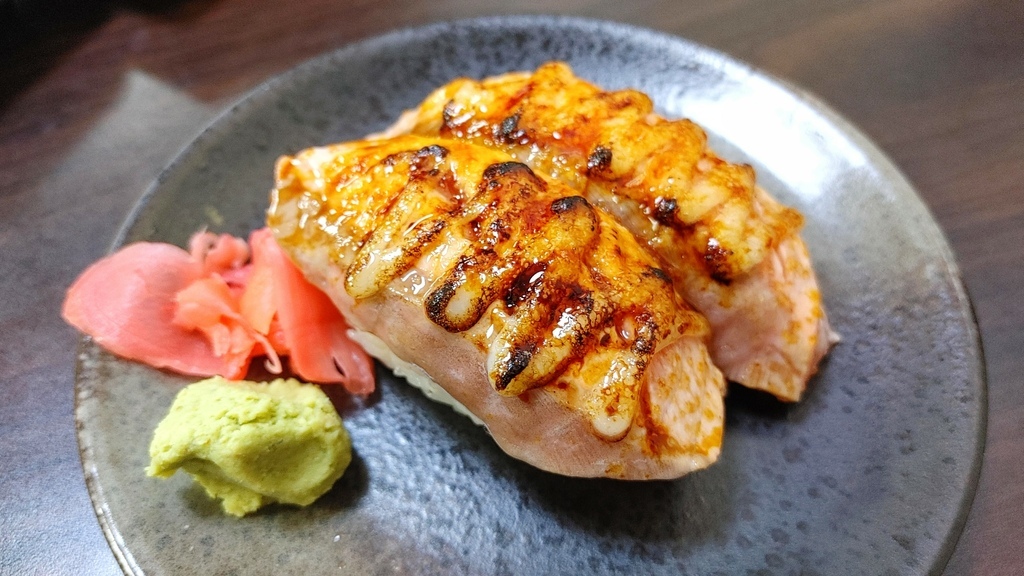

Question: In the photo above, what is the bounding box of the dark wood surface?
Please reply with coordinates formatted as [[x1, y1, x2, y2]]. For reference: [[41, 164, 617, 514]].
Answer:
[[1, 0, 1020, 574]]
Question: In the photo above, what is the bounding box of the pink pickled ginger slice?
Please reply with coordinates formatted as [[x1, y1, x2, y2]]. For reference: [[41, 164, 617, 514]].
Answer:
[[172, 275, 263, 379], [63, 229, 374, 394], [249, 228, 375, 395], [189, 231, 250, 277], [61, 243, 241, 377]]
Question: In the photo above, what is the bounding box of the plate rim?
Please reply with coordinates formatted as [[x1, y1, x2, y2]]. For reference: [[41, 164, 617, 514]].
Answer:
[[73, 14, 988, 576]]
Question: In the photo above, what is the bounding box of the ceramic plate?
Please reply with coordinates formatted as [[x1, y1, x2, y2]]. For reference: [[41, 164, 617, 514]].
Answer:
[[75, 16, 985, 575]]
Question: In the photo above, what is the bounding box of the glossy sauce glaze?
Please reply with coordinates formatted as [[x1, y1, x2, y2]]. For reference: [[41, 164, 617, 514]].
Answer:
[[269, 135, 725, 476], [379, 62, 835, 401]]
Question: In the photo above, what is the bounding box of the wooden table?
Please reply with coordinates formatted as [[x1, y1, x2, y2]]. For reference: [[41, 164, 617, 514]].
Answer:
[[1, 0, 1020, 573]]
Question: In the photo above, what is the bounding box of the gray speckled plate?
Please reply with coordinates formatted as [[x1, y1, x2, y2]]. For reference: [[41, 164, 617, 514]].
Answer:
[[75, 16, 985, 576]]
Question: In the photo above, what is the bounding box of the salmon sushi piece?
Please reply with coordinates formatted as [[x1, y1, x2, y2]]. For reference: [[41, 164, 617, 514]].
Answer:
[[268, 135, 725, 479], [379, 62, 837, 401]]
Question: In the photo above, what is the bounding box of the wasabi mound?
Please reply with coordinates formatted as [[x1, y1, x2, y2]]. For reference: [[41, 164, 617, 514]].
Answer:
[[147, 376, 351, 516]]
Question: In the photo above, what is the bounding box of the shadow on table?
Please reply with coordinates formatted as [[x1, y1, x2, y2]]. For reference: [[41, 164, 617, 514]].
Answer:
[[0, 0, 218, 111]]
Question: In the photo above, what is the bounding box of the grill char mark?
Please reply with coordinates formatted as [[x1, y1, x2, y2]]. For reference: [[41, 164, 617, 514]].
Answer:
[[586, 145, 612, 173], [344, 146, 454, 299], [335, 145, 684, 415]]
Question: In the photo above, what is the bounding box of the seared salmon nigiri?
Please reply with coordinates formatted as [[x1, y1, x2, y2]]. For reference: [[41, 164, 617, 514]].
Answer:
[[268, 135, 725, 479], [378, 62, 837, 402]]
